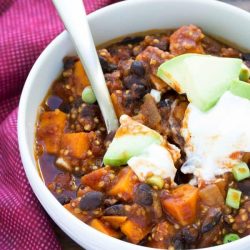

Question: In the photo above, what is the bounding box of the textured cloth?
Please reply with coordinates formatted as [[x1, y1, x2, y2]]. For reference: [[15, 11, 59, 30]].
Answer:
[[0, 1, 119, 249]]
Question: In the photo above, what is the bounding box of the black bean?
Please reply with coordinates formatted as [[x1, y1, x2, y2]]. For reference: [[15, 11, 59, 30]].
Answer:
[[182, 226, 198, 244], [103, 204, 125, 216], [63, 56, 78, 70], [57, 195, 71, 205], [46, 95, 63, 111], [79, 191, 104, 211], [130, 61, 145, 76], [134, 183, 153, 206], [201, 208, 222, 234], [238, 178, 250, 196], [119, 36, 144, 45], [59, 102, 71, 114], [99, 56, 117, 73], [242, 53, 250, 61], [123, 75, 148, 89], [173, 232, 185, 249]]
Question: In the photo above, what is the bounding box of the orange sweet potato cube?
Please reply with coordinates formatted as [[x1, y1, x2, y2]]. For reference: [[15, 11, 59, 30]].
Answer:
[[81, 167, 110, 191], [108, 167, 138, 201], [102, 216, 127, 229], [90, 219, 121, 238], [161, 184, 198, 226], [60, 132, 90, 158], [37, 110, 67, 154], [121, 220, 150, 244], [111, 93, 125, 118], [73, 61, 90, 95]]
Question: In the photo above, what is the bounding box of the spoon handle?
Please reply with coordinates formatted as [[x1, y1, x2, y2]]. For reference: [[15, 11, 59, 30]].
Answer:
[[53, 0, 118, 133]]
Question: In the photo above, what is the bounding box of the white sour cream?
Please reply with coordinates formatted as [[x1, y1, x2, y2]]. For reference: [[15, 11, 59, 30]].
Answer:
[[128, 144, 177, 181], [181, 91, 250, 181]]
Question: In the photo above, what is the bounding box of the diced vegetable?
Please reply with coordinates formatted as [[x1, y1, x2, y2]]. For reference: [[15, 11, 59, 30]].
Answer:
[[223, 233, 240, 244], [120, 219, 150, 244], [226, 188, 242, 209], [81, 86, 96, 104], [214, 178, 227, 198], [90, 219, 121, 238], [102, 216, 127, 229], [107, 167, 138, 201], [146, 176, 164, 189], [73, 61, 90, 95], [161, 184, 198, 226], [111, 93, 125, 118], [239, 63, 250, 82], [60, 132, 90, 158], [140, 94, 161, 129], [199, 184, 224, 206], [81, 167, 111, 191], [37, 110, 67, 154], [232, 162, 250, 181]]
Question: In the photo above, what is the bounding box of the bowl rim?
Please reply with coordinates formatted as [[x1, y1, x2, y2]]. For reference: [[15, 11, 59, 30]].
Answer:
[[18, 0, 250, 249]]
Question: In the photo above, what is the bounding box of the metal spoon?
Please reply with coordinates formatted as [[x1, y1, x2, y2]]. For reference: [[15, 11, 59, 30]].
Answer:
[[52, 0, 118, 133]]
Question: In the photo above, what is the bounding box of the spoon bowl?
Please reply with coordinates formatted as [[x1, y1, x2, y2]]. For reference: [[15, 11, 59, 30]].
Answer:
[[52, 0, 118, 133]]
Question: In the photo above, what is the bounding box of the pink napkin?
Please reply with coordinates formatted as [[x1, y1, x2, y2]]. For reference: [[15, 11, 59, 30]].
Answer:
[[0, 0, 119, 249]]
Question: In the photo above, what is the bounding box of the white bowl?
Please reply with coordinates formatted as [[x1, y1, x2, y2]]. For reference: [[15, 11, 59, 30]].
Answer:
[[18, 0, 250, 249]]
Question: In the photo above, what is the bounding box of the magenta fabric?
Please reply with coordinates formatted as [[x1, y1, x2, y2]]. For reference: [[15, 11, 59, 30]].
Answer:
[[0, 0, 119, 249]]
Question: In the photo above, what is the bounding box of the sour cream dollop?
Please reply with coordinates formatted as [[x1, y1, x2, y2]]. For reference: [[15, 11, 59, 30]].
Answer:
[[181, 91, 250, 181]]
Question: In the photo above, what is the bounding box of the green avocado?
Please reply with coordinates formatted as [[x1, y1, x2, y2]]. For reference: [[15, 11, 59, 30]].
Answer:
[[103, 115, 163, 166], [230, 79, 250, 100], [157, 54, 243, 111]]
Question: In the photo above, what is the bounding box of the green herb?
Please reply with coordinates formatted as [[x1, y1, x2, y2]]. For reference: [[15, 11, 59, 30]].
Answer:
[[226, 188, 242, 209], [223, 233, 240, 244], [146, 176, 164, 189], [82, 86, 96, 104], [232, 162, 250, 181]]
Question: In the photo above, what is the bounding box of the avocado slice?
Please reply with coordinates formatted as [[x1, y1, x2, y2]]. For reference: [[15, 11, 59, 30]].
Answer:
[[157, 54, 242, 111], [157, 53, 200, 94], [230, 79, 250, 100], [103, 115, 163, 166]]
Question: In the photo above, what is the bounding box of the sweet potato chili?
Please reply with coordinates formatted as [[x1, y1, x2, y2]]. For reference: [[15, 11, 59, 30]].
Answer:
[[35, 25, 250, 249]]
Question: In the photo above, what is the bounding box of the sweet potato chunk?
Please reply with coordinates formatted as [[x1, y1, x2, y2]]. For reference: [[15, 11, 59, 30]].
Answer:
[[90, 219, 121, 238], [102, 216, 127, 229], [37, 110, 67, 154], [60, 132, 90, 158], [73, 61, 90, 95], [111, 92, 125, 118], [81, 167, 111, 191], [121, 219, 150, 244], [108, 167, 138, 201], [170, 25, 205, 55], [199, 184, 224, 206], [161, 184, 198, 226]]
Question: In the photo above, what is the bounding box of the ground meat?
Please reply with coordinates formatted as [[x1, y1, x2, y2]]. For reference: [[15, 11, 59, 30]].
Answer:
[[220, 47, 241, 58], [105, 71, 123, 93], [136, 46, 172, 75], [201, 36, 224, 56], [169, 25, 205, 55], [232, 200, 250, 236]]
